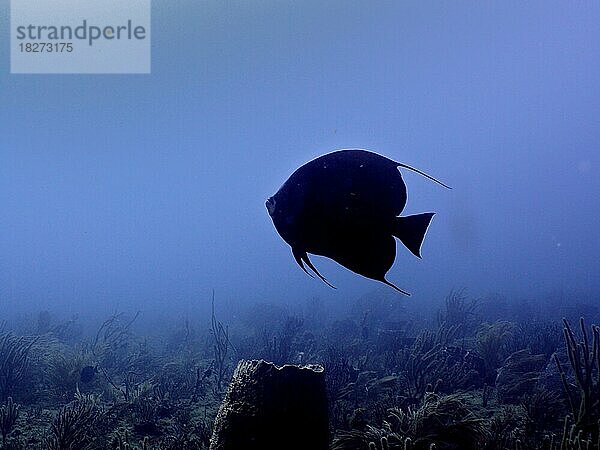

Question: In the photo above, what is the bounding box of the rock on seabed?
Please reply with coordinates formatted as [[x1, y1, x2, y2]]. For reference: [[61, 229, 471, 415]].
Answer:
[[209, 360, 329, 450]]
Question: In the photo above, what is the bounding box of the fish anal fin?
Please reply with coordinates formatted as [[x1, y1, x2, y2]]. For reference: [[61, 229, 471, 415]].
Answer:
[[381, 278, 411, 296], [393, 213, 435, 258]]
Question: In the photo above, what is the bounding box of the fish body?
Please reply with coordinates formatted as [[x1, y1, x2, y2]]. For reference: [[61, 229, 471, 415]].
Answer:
[[267, 149, 447, 294]]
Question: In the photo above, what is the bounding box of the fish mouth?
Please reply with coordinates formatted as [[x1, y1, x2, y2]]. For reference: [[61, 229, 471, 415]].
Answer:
[[265, 196, 276, 216]]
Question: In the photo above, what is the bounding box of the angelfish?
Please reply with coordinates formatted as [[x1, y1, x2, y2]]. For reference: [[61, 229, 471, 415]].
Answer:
[[266, 149, 450, 295]]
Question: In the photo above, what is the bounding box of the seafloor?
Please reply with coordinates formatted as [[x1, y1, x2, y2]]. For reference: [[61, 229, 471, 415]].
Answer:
[[1, 290, 598, 449]]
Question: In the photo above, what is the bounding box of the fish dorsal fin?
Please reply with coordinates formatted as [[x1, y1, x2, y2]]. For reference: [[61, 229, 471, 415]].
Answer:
[[330, 148, 451, 188], [396, 162, 452, 189]]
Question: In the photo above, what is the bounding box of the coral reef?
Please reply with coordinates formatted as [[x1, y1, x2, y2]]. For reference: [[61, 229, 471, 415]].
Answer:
[[0, 332, 36, 401], [496, 349, 546, 403], [45, 391, 103, 450], [0, 397, 19, 446], [1, 292, 600, 449], [554, 318, 600, 436], [476, 321, 515, 384]]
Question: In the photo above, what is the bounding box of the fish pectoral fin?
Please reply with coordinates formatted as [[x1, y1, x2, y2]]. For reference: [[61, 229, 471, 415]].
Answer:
[[292, 247, 314, 278], [293, 248, 336, 289], [393, 213, 435, 258]]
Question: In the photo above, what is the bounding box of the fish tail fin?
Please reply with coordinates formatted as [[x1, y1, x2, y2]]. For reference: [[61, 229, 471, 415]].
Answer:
[[393, 213, 435, 258]]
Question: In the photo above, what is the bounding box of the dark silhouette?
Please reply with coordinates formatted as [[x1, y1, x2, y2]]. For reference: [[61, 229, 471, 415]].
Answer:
[[267, 149, 449, 295]]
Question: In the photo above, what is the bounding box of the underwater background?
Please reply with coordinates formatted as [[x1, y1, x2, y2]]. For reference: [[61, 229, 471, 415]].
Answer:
[[1, 1, 599, 449]]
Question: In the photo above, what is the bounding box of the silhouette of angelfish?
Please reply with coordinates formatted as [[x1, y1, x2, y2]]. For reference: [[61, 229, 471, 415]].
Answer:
[[266, 149, 450, 295]]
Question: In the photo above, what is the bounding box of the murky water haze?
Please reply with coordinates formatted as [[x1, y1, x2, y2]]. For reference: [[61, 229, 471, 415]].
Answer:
[[1, 1, 598, 324]]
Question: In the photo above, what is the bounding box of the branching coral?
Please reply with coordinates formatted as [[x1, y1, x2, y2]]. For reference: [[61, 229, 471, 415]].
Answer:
[[485, 404, 529, 449], [332, 425, 405, 450], [437, 288, 479, 335], [153, 361, 198, 403], [496, 349, 546, 404], [333, 393, 487, 450], [0, 332, 37, 401], [91, 311, 153, 380], [45, 391, 103, 450], [510, 322, 563, 359], [112, 429, 150, 450], [325, 346, 355, 400], [211, 292, 234, 393], [387, 393, 488, 449], [47, 349, 90, 401], [261, 315, 304, 365], [554, 318, 600, 433], [475, 321, 514, 384], [128, 381, 161, 435], [325, 345, 357, 428], [521, 388, 565, 442], [0, 397, 19, 446], [557, 414, 599, 450], [396, 324, 476, 404]]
